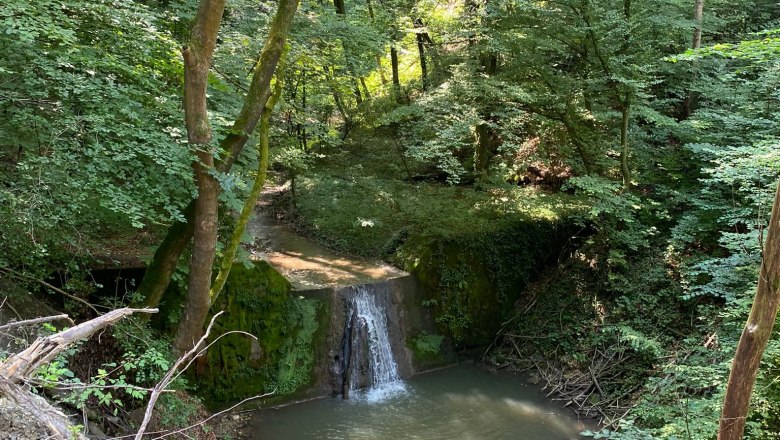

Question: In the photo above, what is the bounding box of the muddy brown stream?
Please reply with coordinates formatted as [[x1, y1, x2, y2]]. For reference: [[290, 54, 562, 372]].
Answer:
[[247, 364, 589, 439]]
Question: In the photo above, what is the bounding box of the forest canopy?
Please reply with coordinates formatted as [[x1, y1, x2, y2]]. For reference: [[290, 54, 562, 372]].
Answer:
[[1, 0, 780, 438]]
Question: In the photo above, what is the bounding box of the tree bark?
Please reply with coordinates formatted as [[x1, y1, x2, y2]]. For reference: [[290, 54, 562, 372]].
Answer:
[[692, 0, 704, 49], [682, 0, 705, 119], [360, 77, 371, 99], [137, 0, 299, 311], [138, 202, 195, 309], [391, 45, 401, 101], [210, 59, 286, 302], [413, 18, 428, 91], [173, 0, 226, 355], [619, 96, 632, 188], [719, 180, 780, 440]]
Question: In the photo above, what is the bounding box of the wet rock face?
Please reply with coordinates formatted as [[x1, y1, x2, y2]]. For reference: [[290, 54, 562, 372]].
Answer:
[[0, 396, 53, 440]]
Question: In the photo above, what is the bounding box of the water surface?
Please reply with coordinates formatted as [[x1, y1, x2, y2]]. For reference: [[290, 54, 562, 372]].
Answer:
[[248, 364, 588, 439]]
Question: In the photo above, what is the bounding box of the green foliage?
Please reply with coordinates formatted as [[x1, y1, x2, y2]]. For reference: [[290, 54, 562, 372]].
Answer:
[[0, 0, 195, 273], [275, 297, 319, 394], [32, 318, 180, 422], [412, 331, 444, 355], [196, 261, 322, 403]]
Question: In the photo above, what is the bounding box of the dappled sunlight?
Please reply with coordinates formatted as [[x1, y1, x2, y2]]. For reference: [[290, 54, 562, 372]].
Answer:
[[247, 208, 405, 290]]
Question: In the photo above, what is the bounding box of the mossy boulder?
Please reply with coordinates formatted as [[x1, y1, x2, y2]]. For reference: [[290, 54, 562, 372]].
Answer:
[[196, 261, 323, 403], [400, 218, 574, 347]]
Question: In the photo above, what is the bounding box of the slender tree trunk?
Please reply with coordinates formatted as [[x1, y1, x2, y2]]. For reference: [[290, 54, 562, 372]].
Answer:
[[692, 0, 704, 49], [365, 0, 388, 85], [174, 157, 219, 354], [413, 19, 428, 91], [360, 77, 371, 99], [560, 118, 594, 175], [375, 54, 388, 84], [327, 67, 352, 127], [390, 45, 401, 101], [353, 78, 363, 104], [136, 0, 299, 311], [474, 123, 491, 176], [210, 60, 286, 302], [719, 180, 780, 440], [682, 0, 705, 119], [173, 0, 226, 354], [301, 68, 308, 149], [619, 0, 632, 187], [619, 96, 632, 188]]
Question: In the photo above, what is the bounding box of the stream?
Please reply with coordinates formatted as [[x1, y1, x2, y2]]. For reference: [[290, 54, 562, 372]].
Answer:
[[248, 364, 588, 439]]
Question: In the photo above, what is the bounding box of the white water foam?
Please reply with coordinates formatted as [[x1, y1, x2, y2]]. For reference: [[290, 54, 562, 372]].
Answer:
[[349, 286, 406, 402]]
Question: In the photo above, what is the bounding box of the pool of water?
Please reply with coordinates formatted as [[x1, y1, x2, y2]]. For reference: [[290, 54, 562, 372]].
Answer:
[[247, 364, 590, 439]]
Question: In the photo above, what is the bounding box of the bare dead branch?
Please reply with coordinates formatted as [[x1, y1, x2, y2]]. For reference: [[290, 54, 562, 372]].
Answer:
[[0, 314, 73, 332], [0, 307, 157, 439], [150, 390, 274, 440], [0, 308, 157, 380], [134, 311, 224, 440]]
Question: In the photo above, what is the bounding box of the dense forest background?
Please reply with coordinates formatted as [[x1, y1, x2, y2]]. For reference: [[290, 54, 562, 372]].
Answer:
[[1, 0, 780, 438]]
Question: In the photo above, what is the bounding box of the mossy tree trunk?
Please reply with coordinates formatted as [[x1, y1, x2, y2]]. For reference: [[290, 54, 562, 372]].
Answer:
[[173, 0, 300, 353], [210, 57, 286, 302], [138, 0, 300, 313], [719, 180, 780, 440]]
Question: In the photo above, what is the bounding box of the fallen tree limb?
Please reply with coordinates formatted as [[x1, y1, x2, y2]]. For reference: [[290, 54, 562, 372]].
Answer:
[[0, 308, 157, 380], [134, 311, 224, 440], [0, 307, 158, 439], [0, 314, 73, 332]]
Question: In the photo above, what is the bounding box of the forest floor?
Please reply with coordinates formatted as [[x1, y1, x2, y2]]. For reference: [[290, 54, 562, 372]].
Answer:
[[271, 128, 584, 261]]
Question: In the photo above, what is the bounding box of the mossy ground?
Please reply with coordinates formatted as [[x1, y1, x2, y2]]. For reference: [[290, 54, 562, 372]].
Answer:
[[158, 261, 323, 405]]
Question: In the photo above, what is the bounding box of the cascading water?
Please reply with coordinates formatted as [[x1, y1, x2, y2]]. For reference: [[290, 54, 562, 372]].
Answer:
[[340, 285, 406, 402]]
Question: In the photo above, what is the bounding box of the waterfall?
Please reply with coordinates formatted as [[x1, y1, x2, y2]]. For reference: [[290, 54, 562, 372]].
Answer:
[[340, 285, 406, 402]]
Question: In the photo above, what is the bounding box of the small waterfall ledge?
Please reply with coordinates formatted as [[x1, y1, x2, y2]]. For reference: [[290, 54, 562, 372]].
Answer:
[[340, 286, 407, 402], [290, 274, 450, 401]]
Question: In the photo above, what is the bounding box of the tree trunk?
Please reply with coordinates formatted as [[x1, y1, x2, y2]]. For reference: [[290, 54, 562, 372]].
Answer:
[[692, 0, 704, 49], [327, 67, 352, 128], [413, 18, 428, 91], [719, 180, 780, 440], [682, 0, 705, 119], [136, 0, 299, 311], [210, 59, 286, 301], [138, 202, 195, 309], [333, 0, 346, 14], [172, 0, 226, 355], [474, 122, 491, 177], [353, 78, 363, 104], [360, 77, 371, 99], [391, 45, 401, 102], [619, 96, 632, 188], [366, 0, 388, 85]]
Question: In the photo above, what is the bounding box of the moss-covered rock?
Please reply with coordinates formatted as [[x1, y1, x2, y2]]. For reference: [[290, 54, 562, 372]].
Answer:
[[400, 219, 574, 347], [196, 261, 323, 403]]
